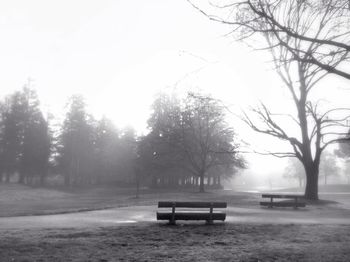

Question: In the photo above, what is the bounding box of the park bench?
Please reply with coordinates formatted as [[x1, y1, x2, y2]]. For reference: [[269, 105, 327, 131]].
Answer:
[[156, 201, 227, 225], [260, 194, 306, 209]]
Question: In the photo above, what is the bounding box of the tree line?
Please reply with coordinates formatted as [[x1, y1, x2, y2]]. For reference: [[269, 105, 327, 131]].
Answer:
[[0, 88, 138, 187], [0, 88, 245, 191], [138, 92, 245, 192]]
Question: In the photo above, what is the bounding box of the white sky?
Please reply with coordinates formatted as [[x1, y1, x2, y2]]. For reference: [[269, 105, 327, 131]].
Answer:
[[0, 0, 349, 180]]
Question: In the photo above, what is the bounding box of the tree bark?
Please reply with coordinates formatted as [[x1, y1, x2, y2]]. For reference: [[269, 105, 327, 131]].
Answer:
[[304, 165, 319, 200]]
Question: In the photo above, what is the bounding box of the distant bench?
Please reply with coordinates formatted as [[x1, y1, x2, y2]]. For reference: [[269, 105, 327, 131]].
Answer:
[[260, 194, 306, 209], [156, 201, 227, 225]]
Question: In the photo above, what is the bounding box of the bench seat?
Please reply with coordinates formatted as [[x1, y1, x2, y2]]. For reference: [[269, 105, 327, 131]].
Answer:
[[158, 201, 227, 208], [260, 201, 306, 208], [261, 194, 304, 199], [260, 194, 306, 209], [157, 212, 226, 221]]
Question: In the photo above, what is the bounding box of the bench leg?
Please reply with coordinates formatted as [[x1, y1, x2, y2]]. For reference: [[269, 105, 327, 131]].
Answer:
[[206, 220, 214, 225], [168, 220, 176, 225], [206, 204, 214, 225], [269, 197, 273, 208], [169, 203, 176, 225], [294, 198, 298, 210]]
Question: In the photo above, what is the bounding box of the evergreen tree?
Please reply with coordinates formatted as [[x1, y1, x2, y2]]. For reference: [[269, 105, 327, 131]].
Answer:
[[19, 87, 51, 185], [117, 126, 137, 184], [1, 92, 25, 182], [0, 87, 51, 185], [57, 95, 95, 186], [0, 101, 5, 182], [93, 116, 120, 184]]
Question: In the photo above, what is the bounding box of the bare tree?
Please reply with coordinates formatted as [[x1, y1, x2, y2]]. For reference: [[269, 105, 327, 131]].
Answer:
[[190, 0, 350, 199], [189, 0, 350, 79], [180, 93, 245, 192]]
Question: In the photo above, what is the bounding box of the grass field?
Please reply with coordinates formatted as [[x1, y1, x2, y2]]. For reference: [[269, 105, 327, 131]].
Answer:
[[0, 184, 350, 261], [0, 184, 261, 217], [1, 223, 350, 262], [1, 183, 349, 217]]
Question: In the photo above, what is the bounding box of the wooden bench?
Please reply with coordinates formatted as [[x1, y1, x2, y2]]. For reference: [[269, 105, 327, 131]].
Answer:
[[156, 201, 227, 225], [260, 194, 306, 209]]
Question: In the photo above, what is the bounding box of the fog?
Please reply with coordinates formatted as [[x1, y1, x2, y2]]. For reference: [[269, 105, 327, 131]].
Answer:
[[0, 1, 349, 190]]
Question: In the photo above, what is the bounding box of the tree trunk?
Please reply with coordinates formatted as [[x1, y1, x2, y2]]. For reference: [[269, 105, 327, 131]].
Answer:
[[135, 176, 140, 199], [27, 176, 33, 186], [304, 166, 319, 200], [151, 176, 157, 187], [64, 173, 70, 187], [199, 172, 205, 192], [6, 172, 11, 183], [40, 168, 48, 186], [18, 173, 25, 184], [40, 174, 46, 186]]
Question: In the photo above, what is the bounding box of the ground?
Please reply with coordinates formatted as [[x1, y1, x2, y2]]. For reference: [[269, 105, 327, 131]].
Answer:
[[0, 184, 350, 261], [2, 223, 350, 262]]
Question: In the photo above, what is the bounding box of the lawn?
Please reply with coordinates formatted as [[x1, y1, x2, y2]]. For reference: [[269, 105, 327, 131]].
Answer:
[[1, 223, 350, 262], [0, 184, 260, 217], [1, 184, 350, 261]]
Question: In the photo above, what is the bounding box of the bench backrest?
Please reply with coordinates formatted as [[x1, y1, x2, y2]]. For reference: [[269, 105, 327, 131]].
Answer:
[[158, 201, 227, 208], [262, 194, 304, 199]]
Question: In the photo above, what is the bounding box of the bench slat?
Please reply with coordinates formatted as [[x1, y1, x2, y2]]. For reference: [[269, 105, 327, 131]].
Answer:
[[157, 212, 226, 221], [260, 201, 306, 207], [262, 194, 304, 199], [158, 201, 227, 208]]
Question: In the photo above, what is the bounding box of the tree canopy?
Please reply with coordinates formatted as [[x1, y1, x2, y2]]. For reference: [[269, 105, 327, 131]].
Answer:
[[138, 92, 245, 192]]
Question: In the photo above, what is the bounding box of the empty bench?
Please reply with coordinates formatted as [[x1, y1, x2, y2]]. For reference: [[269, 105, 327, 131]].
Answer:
[[156, 201, 227, 225], [260, 194, 306, 209]]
